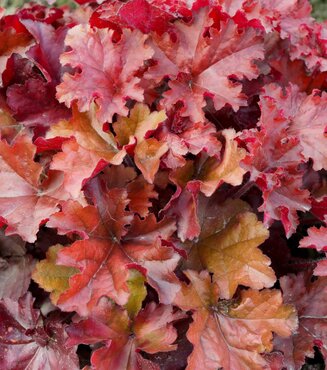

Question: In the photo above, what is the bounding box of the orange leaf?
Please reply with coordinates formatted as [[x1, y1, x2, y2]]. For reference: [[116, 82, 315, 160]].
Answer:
[[134, 138, 168, 183], [198, 129, 246, 196], [170, 129, 245, 196], [113, 103, 166, 146], [174, 270, 297, 370], [198, 211, 275, 298]]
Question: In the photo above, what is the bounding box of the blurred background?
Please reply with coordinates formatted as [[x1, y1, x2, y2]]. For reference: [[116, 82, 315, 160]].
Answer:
[[311, 0, 327, 19], [0, 0, 77, 11], [0, 0, 327, 20]]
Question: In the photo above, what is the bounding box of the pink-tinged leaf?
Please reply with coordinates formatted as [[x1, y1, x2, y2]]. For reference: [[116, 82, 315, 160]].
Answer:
[[0, 293, 79, 370], [268, 55, 327, 93], [0, 134, 62, 242], [258, 172, 311, 238], [242, 125, 302, 181], [218, 0, 310, 32], [50, 138, 122, 199], [258, 84, 327, 171], [241, 85, 304, 180], [91, 0, 193, 33], [157, 109, 221, 169], [287, 89, 327, 171], [66, 299, 130, 347], [218, 0, 248, 17], [149, 7, 264, 121], [162, 76, 208, 123], [300, 224, 327, 276], [279, 11, 327, 73], [150, 108, 189, 168], [275, 272, 327, 369], [50, 139, 101, 198], [314, 259, 327, 276], [179, 120, 221, 157], [300, 225, 327, 252], [57, 25, 154, 123], [118, 0, 173, 34]]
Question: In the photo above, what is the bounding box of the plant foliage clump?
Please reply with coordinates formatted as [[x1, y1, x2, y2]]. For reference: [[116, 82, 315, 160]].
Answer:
[[0, 1, 327, 369]]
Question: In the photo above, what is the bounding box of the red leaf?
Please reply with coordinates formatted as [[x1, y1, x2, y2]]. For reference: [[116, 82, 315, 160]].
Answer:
[[0, 293, 79, 370], [311, 197, 327, 221], [6, 79, 70, 127], [127, 175, 158, 217], [66, 299, 183, 370], [47, 179, 180, 314], [91, 0, 193, 33], [18, 4, 64, 25], [148, 7, 264, 121], [98, 0, 174, 34], [0, 15, 31, 81]]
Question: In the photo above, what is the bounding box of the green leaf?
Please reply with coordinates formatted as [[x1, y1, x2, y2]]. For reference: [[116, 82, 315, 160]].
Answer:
[[125, 269, 147, 318]]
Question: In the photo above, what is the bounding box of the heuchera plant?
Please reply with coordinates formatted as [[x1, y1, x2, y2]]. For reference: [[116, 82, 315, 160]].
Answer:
[[0, 0, 327, 369]]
